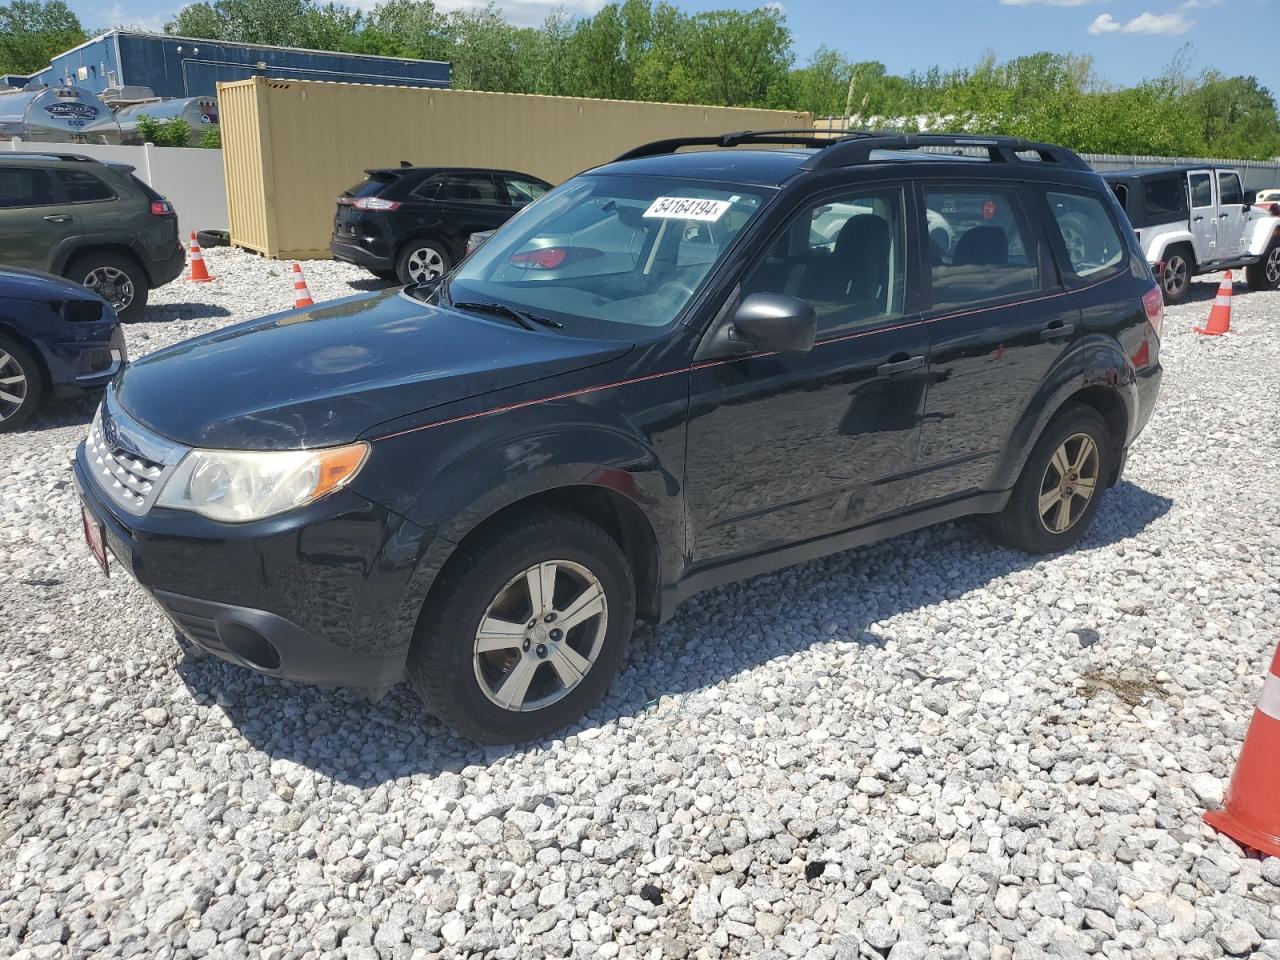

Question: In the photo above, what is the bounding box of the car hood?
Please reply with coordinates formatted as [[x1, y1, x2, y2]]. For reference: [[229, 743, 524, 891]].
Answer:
[[115, 289, 633, 450], [0, 265, 105, 302]]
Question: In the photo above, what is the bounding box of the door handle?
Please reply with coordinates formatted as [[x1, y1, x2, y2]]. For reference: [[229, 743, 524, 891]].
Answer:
[[1040, 322, 1076, 341], [877, 354, 925, 376], [1193, 216, 1204, 222], [42, 215, 72, 223]]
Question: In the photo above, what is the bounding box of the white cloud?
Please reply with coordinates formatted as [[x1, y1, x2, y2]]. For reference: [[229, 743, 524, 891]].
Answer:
[[1088, 10, 1193, 34]]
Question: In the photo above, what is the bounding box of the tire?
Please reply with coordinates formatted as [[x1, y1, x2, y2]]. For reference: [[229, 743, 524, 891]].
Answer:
[[1245, 241, 1280, 292], [407, 509, 636, 745], [1159, 246, 1193, 306], [66, 252, 149, 323], [395, 239, 450, 286], [989, 404, 1111, 555], [0, 334, 42, 433], [196, 229, 230, 248]]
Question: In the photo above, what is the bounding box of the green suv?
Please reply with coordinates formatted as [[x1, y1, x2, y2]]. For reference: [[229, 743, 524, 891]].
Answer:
[[0, 154, 185, 322]]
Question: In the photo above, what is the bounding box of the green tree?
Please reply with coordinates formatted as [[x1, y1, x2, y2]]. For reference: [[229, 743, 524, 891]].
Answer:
[[0, 0, 85, 75]]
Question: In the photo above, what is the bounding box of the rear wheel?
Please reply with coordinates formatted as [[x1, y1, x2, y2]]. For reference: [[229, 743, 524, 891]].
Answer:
[[990, 405, 1111, 554], [67, 252, 149, 322], [395, 240, 450, 285], [0, 335, 41, 432], [406, 509, 636, 744], [1246, 241, 1280, 291], [1160, 247, 1192, 305]]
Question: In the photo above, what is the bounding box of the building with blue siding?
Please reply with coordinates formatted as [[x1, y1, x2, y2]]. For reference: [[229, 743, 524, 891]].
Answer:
[[21, 31, 450, 98]]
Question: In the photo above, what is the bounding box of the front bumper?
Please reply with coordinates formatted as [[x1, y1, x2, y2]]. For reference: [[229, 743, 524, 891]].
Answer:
[[74, 446, 430, 690], [46, 322, 128, 398]]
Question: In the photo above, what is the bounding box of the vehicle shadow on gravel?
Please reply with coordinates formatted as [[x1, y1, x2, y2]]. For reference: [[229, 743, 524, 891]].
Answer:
[[143, 303, 233, 321], [345, 277, 401, 292], [191, 479, 1172, 786]]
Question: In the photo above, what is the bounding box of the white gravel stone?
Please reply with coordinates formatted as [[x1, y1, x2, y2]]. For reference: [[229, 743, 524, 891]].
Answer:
[[1, 259, 1278, 959]]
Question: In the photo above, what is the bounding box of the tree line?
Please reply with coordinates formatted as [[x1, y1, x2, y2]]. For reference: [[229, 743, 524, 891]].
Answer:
[[3, 0, 1279, 160]]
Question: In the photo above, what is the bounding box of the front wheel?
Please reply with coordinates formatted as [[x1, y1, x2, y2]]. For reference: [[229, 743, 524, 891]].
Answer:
[[989, 405, 1111, 554], [1246, 242, 1280, 292], [407, 510, 636, 744], [1160, 248, 1192, 306], [0, 334, 42, 432]]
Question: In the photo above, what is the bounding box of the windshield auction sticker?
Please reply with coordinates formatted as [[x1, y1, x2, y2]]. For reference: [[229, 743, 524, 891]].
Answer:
[[643, 197, 732, 221]]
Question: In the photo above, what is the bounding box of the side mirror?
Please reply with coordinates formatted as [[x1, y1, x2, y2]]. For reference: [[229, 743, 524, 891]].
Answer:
[[730, 293, 817, 353], [1244, 189, 1257, 207]]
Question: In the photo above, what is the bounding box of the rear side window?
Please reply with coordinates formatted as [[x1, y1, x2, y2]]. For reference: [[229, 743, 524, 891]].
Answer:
[[1189, 173, 1213, 208], [506, 177, 549, 208], [438, 174, 503, 205], [1143, 176, 1187, 220], [742, 188, 906, 333], [0, 167, 55, 208], [924, 186, 1040, 309], [345, 175, 396, 199], [55, 169, 115, 203], [1218, 171, 1243, 206], [1045, 191, 1126, 280]]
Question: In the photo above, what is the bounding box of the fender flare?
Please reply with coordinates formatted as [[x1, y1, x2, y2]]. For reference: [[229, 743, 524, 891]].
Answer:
[[1245, 217, 1280, 256], [989, 334, 1138, 492], [1145, 230, 1196, 268]]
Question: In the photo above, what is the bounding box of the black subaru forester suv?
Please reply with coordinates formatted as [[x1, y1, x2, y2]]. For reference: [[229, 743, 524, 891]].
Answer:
[[76, 131, 1162, 744]]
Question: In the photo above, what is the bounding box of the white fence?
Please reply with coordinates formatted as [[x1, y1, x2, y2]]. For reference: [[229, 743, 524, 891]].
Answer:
[[4, 139, 228, 238]]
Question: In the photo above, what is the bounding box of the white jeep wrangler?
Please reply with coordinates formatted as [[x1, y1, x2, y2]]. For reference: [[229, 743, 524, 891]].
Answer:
[[1104, 166, 1280, 304]]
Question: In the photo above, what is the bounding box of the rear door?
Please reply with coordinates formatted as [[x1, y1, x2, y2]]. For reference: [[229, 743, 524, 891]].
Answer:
[[433, 173, 517, 256], [501, 175, 551, 210], [0, 165, 80, 270], [1215, 170, 1249, 259], [912, 180, 1079, 506], [1187, 170, 1218, 262]]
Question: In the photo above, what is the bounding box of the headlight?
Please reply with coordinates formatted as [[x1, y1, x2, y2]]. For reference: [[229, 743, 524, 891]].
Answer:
[[155, 443, 369, 522]]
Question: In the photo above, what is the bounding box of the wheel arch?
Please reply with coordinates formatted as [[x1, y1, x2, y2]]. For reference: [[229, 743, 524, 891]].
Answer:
[[396, 231, 458, 268], [0, 321, 52, 394], [59, 242, 153, 285]]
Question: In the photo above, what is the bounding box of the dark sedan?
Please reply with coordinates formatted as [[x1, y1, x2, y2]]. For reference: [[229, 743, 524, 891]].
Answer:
[[0, 266, 126, 431], [329, 166, 552, 284]]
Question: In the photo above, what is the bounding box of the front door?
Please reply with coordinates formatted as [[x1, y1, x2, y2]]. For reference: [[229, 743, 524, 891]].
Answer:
[[685, 183, 930, 565], [1187, 170, 1218, 262], [0, 165, 80, 270], [912, 181, 1079, 505]]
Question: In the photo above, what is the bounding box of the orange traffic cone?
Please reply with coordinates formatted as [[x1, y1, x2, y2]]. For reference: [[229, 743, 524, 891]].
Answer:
[[292, 262, 314, 308], [1195, 271, 1233, 336], [188, 232, 214, 283], [1203, 641, 1280, 857]]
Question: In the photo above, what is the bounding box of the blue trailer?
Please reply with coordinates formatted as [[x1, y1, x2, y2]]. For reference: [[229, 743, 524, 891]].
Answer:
[[28, 31, 451, 98]]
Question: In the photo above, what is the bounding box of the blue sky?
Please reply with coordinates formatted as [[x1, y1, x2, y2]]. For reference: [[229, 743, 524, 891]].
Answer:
[[70, 0, 1279, 96]]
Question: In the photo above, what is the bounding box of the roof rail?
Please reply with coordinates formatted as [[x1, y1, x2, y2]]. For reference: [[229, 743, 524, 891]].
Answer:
[[0, 152, 95, 163], [613, 129, 1092, 173]]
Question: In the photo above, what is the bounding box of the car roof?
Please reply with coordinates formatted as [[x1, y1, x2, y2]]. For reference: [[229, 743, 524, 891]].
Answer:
[[364, 166, 548, 181], [1103, 165, 1225, 182]]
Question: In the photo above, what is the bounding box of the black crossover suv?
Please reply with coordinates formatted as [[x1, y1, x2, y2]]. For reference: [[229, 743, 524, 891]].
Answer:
[[77, 131, 1163, 744], [329, 165, 553, 284]]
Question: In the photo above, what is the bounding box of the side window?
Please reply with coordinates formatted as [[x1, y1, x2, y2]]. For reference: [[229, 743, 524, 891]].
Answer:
[[505, 177, 549, 208], [438, 174, 503, 205], [0, 167, 56, 208], [924, 186, 1040, 309], [1189, 173, 1213, 209], [55, 169, 115, 203], [1045, 191, 1126, 280], [1143, 176, 1187, 220], [1217, 171, 1243, 206], [411, 176, 442, 201], [741, 188, 906, 333]]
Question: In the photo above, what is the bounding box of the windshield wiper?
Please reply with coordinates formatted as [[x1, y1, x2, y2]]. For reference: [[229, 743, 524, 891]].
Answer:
[[450, 300, 564, 330]]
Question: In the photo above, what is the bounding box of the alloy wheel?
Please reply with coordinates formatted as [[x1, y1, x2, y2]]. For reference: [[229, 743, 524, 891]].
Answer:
[[1162, 256, 1187, 298], [472, 559, 608, 712], [0, 348, 28, 422], [84, 265, 135, 311], [1060, 225, 1087, 266], [1266, 248, 1280, 286], [407, 247, 445, 282], [1038, 433, 1099, 534]]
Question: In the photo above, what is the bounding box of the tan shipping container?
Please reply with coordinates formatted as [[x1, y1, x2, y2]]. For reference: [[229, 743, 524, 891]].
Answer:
[[218, 77, 812, 260]]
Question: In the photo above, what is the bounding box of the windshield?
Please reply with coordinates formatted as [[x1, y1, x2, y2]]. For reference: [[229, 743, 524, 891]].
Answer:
[[447, 174, 768, 330]]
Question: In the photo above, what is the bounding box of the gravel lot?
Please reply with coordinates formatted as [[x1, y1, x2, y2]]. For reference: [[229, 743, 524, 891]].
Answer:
[[2, 247, 1279, 960]]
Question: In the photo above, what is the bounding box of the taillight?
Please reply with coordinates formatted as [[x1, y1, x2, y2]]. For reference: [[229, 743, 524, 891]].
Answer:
[[508, 246, 602, 270], [350, 197, 401, 212], [150, 200, 173, 216], [1142, 284, 1163, 337]]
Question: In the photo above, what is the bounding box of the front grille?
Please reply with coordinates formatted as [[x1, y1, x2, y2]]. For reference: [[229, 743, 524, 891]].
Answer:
[[83, 389, 187, 516]]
